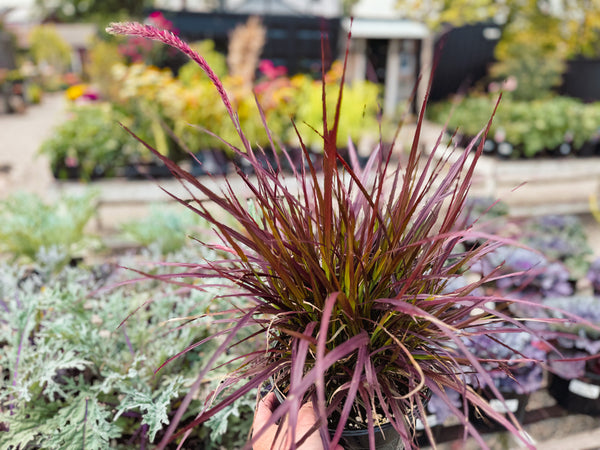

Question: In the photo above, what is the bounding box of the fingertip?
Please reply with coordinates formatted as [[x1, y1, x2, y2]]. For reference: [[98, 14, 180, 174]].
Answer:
[[261, 392, 278, 410]]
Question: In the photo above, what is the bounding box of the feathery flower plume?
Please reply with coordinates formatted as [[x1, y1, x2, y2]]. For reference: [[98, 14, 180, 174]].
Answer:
[[106, 22, 242, 145]]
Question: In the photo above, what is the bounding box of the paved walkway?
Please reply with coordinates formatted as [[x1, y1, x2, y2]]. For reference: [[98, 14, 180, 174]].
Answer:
[[0, 93, 64, 200]]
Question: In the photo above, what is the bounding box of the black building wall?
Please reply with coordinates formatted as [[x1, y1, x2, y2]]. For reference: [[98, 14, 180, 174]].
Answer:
[[156, 10, 340, 76], [429, 23, 501, 102]]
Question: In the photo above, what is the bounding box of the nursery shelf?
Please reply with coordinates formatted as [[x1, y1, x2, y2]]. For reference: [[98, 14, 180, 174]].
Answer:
[[417, 121, 600, 217]]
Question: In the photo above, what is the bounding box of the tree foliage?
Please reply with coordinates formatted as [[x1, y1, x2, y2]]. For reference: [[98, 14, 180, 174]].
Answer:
[[396, 0, 600, 58], [35, 0, 151, 21]]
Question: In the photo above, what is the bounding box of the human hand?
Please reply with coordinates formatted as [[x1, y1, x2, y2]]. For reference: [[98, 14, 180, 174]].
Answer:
[[252, 393, 344, 450]]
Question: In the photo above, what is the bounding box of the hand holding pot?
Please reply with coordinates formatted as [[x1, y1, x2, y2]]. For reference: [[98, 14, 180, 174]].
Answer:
[[253, 393, 344, 450]]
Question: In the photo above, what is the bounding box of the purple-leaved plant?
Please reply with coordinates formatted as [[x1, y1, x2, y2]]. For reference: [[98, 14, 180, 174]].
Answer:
[[466, 324, 547, 395], [106, 21, 567, 450], [587, 257, 600, 294], [522, 214, 593, 281], [473, 245, 572, 304], [542, 295, 600, 379]]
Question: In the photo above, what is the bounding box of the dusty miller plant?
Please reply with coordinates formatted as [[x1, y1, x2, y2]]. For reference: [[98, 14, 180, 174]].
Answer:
[[0, 250, 254, 449]]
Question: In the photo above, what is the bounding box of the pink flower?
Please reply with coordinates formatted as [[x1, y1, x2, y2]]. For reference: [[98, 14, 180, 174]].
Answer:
[[502, 76, 518, 92], [259, 59, 287, 80], [65, 156, 78, 167]]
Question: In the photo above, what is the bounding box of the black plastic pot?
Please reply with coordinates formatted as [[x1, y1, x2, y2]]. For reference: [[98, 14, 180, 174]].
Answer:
[[270, 386, 405, 449], [470, 390, 530, 433], [577, 140, 598, 157], [496, 142, 516, 159], [124, 162, 173, 179], [235, 151, 278, 175], [482, 139, 496, 156], [190, 149, 230, 176], [337, 422, 403, 450], [52, 162, 82, 180], [548, 371, 600, 415], [550, 141, 574, 158]]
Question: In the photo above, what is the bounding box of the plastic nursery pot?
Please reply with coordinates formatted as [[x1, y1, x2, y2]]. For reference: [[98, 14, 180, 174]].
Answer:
[[269, 386, 405, 450], [124, 162, 173, 179], [189, 149, 230, 176], [337, 422, 403, 450], [548, 370, 600, 415], [469, 389, 530, 433]]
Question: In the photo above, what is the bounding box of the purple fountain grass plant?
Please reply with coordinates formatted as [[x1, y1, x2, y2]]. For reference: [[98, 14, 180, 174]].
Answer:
[[107, 21, 555, 450]]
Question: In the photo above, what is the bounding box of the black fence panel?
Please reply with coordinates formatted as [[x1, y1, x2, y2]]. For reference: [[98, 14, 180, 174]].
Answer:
[[155, 10, 340, 76], [561, 58, 600, 102], [0, 31, 17, 70], [429, 23, 500, 102]]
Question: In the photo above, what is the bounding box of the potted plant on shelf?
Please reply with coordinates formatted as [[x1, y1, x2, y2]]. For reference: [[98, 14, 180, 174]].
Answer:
[[541, 295, 600, 415], [466, 324, 547, 432], [472, 245, 573, 307], [586, 258, 600, 295], [39, 102, 139, 180], [107, 22, 563, 449], [521, 214, 593, 283]]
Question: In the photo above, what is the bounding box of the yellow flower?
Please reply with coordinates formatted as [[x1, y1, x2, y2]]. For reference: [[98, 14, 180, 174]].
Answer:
[[65, 84, 87, 101]]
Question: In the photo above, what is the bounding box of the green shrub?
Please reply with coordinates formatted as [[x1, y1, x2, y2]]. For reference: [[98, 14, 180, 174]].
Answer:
[[0, 191, 98, 265], [120, 204, 204, 254], [39, 103, 144, 180], [429, 96, 600, 158], [28, 25, 72, 89]]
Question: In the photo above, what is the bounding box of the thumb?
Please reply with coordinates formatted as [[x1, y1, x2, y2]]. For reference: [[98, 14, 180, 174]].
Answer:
[[253, 393, 283, 450]]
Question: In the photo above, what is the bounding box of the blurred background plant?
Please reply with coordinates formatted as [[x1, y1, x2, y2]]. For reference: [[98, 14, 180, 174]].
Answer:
[[27, 24, 72, 92], [428, 96, 600, 158], [118, 11, 182, 69], [34, 0, 150, 23], [119, 204, 205, 255], [86, 37, 126, 99], [0, 191, 99, 266], [521, 214, 593, 281], [39, 102, 145, 179]]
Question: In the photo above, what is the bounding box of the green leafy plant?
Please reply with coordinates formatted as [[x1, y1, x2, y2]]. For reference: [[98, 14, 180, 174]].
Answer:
[[0, 191, 98, 265], [0, 249, 256, 449], [39, 102, 145, 179], [86, 37, 126, 100], [429, 96, 600, 158], [120, 204, 204, 254], [28, 24, 72, 90], [105, 22, 578, 450], [489, 7, 567, 101]]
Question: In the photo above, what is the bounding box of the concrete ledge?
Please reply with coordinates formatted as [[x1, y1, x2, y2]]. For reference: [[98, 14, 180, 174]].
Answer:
[[51, 131, 600, 230], [50, 173, 303, 231], [469, 156, 600, 217]]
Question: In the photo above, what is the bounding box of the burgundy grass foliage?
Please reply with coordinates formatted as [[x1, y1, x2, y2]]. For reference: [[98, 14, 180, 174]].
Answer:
[[106, 21, 568, 450]]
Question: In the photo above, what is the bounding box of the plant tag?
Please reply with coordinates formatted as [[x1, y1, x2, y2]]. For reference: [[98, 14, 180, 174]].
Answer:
[[415, 415, 438, 430], [569, 379, 600, 399], [489, 398, 519, 413]]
